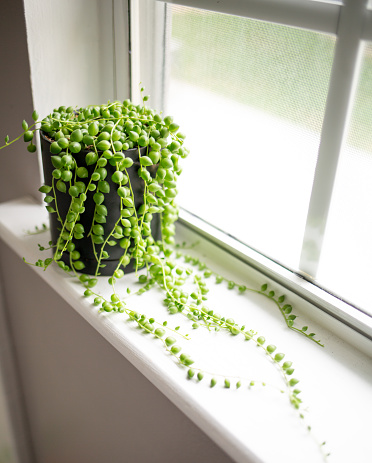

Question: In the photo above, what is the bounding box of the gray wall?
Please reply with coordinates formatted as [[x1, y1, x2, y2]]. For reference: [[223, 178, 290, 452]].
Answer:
[[0, 1, 40, 461]]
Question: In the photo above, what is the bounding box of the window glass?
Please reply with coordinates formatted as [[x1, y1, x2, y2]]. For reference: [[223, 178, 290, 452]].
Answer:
[[165, 5, 335, 270], [317, 42, 372, 315]]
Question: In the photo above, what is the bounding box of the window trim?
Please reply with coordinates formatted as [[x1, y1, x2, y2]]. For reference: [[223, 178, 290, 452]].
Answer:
[[155, 0, 341, 34], [113, 0, 131, 101]]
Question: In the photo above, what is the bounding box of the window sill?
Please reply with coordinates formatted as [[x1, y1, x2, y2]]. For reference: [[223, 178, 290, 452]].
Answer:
[[0, 197, 371, 463]]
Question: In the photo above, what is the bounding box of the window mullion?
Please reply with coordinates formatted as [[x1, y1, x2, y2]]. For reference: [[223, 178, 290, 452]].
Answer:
[[299, 0, 368, 279]]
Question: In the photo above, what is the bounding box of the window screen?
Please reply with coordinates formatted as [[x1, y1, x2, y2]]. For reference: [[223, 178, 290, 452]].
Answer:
[[165, 5, 336, 270]]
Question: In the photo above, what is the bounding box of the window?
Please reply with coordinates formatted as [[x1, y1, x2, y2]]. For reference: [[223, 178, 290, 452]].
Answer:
[[132, 0, 372, 337], [166, 7, 335, 271]]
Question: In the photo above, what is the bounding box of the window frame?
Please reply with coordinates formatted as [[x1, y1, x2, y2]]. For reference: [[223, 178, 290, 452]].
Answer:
[[126, 0, 372, 340]]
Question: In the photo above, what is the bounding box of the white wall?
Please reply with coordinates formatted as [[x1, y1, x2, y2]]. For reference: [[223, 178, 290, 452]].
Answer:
[[23, 0, 118, 116]]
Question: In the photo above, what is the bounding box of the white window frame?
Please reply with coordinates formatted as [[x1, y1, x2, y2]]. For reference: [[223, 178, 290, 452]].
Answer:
[[124, 0, 372, 340]]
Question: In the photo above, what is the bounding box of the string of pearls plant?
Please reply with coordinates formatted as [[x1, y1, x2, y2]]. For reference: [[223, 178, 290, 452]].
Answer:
[[1, 90, 328, 459]]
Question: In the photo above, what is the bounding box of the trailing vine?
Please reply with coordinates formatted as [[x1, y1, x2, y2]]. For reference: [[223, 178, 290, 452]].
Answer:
[[30, 232, 329, 458], [1, 89, 328, 459], [177, 248, 324, 346], [24, 223, 49, 235]]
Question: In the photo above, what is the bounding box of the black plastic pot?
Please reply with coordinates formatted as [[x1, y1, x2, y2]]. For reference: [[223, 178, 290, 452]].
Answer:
[[40, 132, 161, 275]]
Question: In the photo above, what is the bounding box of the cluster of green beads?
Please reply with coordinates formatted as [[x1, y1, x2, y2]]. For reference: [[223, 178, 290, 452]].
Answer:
[[118, 247, 303, 406], [177, 251, 324, 346], [28, 94, 188, 276]]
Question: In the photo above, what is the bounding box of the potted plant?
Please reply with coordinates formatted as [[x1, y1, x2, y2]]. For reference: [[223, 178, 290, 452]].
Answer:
[[9, 90, 188, 278], [0, 91, 327, 455]]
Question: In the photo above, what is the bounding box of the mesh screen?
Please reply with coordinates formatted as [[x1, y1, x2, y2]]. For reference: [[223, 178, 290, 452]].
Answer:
[[166, 5, 335, 269]]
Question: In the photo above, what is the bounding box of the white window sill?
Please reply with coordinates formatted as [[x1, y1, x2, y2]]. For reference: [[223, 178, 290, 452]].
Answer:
[[0, 197, 371, 463]]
